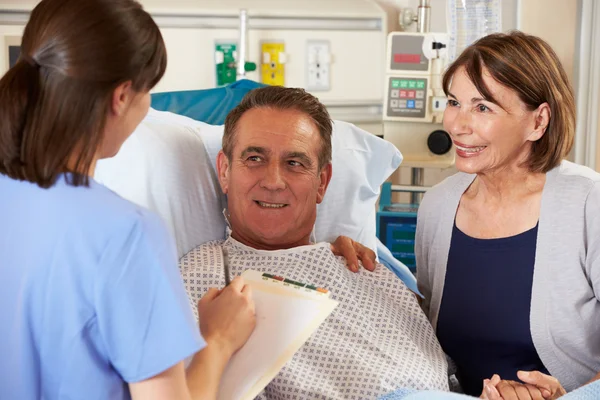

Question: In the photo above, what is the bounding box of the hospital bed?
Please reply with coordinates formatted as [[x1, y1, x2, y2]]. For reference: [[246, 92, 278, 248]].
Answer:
[[93, 82, 600, 399], [94, 79, 418, 294]]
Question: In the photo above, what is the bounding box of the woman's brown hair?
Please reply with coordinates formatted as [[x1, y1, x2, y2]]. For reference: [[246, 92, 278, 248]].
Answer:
[[0, 0, 166, 188], [442, 31, 575, 173]]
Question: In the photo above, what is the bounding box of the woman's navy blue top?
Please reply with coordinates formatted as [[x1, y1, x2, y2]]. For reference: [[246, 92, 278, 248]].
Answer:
[[436, 222, 548, 396]]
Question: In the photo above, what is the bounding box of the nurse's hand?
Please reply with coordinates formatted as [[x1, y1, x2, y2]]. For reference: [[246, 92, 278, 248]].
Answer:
[[517, 371, 566, 399], [331, 235, 376, 273], [197, 276, 256, 358]]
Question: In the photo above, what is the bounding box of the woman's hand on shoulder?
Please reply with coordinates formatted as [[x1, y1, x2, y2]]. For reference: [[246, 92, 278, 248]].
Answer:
[[330, 235, 376, 273]]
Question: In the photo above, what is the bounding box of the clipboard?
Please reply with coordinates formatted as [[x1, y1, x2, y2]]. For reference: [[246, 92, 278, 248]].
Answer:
[[217, 270, 338, 400]]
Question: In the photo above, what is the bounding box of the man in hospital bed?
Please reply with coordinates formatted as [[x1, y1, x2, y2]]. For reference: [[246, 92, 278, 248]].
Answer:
[[179, 86, 449, 399]]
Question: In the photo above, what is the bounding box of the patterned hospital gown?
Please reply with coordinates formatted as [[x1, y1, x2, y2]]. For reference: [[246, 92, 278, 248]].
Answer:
[[180, 237, 449, 399]]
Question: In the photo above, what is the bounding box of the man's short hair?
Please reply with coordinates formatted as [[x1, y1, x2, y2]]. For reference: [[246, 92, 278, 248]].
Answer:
[[223, 86, 333, 170]]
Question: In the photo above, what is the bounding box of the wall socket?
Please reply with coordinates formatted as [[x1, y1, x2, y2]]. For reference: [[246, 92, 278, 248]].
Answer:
[[261, 40, 286, 86], [306, 40, 331, 91]]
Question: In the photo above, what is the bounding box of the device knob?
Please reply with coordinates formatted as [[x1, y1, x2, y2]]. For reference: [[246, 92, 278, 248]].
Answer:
[[427, 130, 452, 155]]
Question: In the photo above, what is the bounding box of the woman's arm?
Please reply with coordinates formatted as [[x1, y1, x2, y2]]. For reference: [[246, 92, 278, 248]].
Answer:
[[130, 277, 256, 400], [330, 235, 377, 272], [128, 344, 234, 400], [129, 362, 191, 400]]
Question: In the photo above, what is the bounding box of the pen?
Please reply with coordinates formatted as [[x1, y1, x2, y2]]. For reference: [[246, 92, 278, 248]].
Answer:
[[222, 247, 231, 286]]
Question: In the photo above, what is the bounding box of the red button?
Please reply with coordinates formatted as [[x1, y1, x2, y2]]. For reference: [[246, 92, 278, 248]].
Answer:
[[400, 90, 407, 98], [407, 91, 416, 98]]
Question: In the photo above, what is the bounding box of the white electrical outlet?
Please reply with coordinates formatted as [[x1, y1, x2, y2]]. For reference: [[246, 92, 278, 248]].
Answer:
[[306, 40, 331, 91]]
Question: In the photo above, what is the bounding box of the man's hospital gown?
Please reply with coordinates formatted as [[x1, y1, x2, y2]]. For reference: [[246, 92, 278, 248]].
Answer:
[[180, 237, 449, 399]]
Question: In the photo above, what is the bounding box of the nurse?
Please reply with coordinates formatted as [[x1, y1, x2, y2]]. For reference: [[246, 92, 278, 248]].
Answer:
[[0, 0, 255, 399]]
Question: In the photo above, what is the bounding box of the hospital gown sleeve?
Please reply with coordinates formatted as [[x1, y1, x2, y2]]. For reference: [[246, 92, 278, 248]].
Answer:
[[94, 210, 205, 383]]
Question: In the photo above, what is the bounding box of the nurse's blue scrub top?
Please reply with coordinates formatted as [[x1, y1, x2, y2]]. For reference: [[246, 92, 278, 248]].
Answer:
[[0, 174, 204, 399]]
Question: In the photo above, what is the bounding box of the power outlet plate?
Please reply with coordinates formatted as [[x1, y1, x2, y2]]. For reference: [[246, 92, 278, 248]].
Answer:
[[306, 40, 331, 92], [261, 41, 285, 86]]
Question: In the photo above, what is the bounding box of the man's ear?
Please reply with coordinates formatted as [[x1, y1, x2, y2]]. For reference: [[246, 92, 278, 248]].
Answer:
[[216, 150, 231, 194], [316, 163, 333, 204], [110, 80, 133, 116], [526, 102, 551, 142]]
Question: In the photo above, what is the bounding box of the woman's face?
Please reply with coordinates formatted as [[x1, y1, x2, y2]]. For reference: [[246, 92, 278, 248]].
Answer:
[[443, 66, 545, 175]]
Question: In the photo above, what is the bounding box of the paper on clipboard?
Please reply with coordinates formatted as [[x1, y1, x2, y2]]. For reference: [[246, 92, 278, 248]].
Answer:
[[217, 270, 338, 400]]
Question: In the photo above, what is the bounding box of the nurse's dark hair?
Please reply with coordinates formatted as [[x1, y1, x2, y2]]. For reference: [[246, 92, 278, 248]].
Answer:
[[0, 0, 166, 188], [442, 31, 575, 173]]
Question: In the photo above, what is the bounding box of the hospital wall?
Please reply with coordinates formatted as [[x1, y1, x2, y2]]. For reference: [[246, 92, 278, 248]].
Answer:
[[597, 99, 600, 167], [0, 0, 592, 178], [0, 0, 390, 135], [140, 0, 388, 139]]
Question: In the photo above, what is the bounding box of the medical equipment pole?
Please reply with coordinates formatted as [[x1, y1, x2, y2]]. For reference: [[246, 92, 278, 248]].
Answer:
[[411, 168, 424, 203], [236, 9, 248, 81], [410, 0, 431, 204], [417, 0, 431, 34]]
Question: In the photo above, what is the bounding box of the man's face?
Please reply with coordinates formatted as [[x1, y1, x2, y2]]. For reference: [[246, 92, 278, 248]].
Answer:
[[217, 107, 332, 250]]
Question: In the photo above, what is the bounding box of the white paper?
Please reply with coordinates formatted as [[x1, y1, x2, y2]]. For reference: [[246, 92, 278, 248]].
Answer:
[[217, 290, 324, 400]]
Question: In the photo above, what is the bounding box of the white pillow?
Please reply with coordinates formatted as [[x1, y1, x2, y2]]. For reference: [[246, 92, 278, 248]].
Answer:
[[316, 119, 402, 251], [95, 109, 402, 258], [95, 111, 226, 258]]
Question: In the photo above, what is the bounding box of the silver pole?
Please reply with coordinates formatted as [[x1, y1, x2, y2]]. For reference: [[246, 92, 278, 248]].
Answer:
[[236, 9, 248, 80], [417, 0, 431, 33], [411, 0, 430, 204], [411, 168, 424, 204]]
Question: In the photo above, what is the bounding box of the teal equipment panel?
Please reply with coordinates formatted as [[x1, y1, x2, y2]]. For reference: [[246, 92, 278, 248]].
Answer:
[[376, 182, 418, 272]]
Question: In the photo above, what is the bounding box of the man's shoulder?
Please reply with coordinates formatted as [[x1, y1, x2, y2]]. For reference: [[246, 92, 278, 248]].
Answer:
[[370, 262, 411, 287]]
